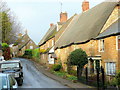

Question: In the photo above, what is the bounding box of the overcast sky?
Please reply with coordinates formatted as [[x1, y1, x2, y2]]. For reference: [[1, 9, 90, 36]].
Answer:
[[5, 0, 105, 44]]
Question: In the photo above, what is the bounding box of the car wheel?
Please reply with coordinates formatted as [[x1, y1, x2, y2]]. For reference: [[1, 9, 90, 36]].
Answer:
[[18, 78, 23, 86]]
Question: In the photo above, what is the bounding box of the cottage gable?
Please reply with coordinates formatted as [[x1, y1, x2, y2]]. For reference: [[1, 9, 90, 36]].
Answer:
[[18, 34, 36, 50], [97, 18, 120, 39]]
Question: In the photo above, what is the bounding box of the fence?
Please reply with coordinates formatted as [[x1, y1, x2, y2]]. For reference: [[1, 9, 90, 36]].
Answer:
[[79, 66, 105, 89]]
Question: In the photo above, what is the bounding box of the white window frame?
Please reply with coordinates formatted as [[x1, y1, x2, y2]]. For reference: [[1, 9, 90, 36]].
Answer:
[[98, 39, 104, 52], [52, 40, 54, 46], [105, 62, 116, 76], [58, 49, 60, 53], [30, 46, 33, 49], [116, 36, 120, 50]]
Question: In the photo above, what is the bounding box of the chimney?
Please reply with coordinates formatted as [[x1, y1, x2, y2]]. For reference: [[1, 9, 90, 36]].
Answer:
[[50, 23, 54, 27], [60, 12, 68, 23], [25, 30, 28, 34], [82, 0, 89, 12]]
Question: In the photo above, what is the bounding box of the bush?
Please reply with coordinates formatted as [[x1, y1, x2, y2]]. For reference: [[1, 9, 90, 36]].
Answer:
[[116, 71, 120, 87], [39, 48, 50, 54], [69, 70, 77, 76], [32, 48, 40, 62], [1, 43, 11, 60], [69, 48, 88, 68], [107, 72, 120, 88], [109, 78, 117, 86], [23, 49, 32, 59], [54, 71, 67, 77], [24, 49, 32, 56], [52, 64, 62, 71], [39, 49, 46, 53], [68, 48, 88, 79], [66, 75, 77, 81], [2, 43, 9, 48]]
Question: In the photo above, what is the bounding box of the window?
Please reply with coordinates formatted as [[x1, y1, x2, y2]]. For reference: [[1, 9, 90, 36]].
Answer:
[[116, 36, 120, 50], [105, 62, 116, 75], [22, 40, 25, 42], [52, 40, 54, 46], [58, 49, 60, 53], [30, 46, 33, 49], [99, 39, 104, 52]]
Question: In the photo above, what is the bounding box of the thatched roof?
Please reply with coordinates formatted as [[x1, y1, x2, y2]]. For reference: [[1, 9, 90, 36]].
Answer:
[[39, 25, 57, 46], [55, 2, 118, 49]]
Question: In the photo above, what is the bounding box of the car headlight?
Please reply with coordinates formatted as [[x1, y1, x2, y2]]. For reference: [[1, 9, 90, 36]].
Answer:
[[14, 73, 19, 77]]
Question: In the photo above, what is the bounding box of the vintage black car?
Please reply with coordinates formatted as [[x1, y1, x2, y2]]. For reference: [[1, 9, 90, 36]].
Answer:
[[0, 60, 23, 86]]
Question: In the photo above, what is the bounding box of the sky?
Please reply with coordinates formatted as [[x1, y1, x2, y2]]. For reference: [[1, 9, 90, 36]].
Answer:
[[5, 0, 105, 44]]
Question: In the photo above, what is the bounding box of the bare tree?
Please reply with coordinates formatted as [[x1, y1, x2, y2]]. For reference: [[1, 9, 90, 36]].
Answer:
[[0, 0, 23, 44]]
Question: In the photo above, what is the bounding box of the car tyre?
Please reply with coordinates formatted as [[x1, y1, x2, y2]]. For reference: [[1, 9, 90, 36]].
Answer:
[[18, 78, 23, 86]]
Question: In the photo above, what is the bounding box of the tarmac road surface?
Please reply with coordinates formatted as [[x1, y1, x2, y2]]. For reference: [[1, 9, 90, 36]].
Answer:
[[13, 58, 68, 88]]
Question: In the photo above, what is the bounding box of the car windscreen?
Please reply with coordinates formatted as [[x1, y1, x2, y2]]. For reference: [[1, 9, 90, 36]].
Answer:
[[1, 63, 19, 69], [0, 76, 8, 89]]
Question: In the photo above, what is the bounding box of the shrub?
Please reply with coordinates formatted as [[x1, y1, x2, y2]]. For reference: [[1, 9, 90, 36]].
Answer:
[[39, 48, 50, 53], [69, 48, 88, 68], [67, 75, 77, 81], [39, 49, 46, 53], [69, 70, 77, 76], [54, 71, 67, 77], [32, 48, 40, 62], [108, 72, 120, 87], [2, 43, 9, 51], [24, 49, 32, 56], [52, 64, 62, 71], [116, 71, 120, 87], [1, 43, 11, 60], [32, 48, 40, 58], [23, 49, 32, 59], [109, 78, 117, 86], [68, 48, 88, 79]]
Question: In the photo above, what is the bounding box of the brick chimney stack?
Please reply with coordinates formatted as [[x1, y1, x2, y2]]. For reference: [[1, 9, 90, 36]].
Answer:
[[50, 23, 54, 27], [60, 12, 68, 23], [82, 0, 89, 12]]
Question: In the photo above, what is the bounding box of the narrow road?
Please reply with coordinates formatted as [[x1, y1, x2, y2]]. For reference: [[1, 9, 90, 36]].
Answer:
[[13, 58, 68, 88]]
